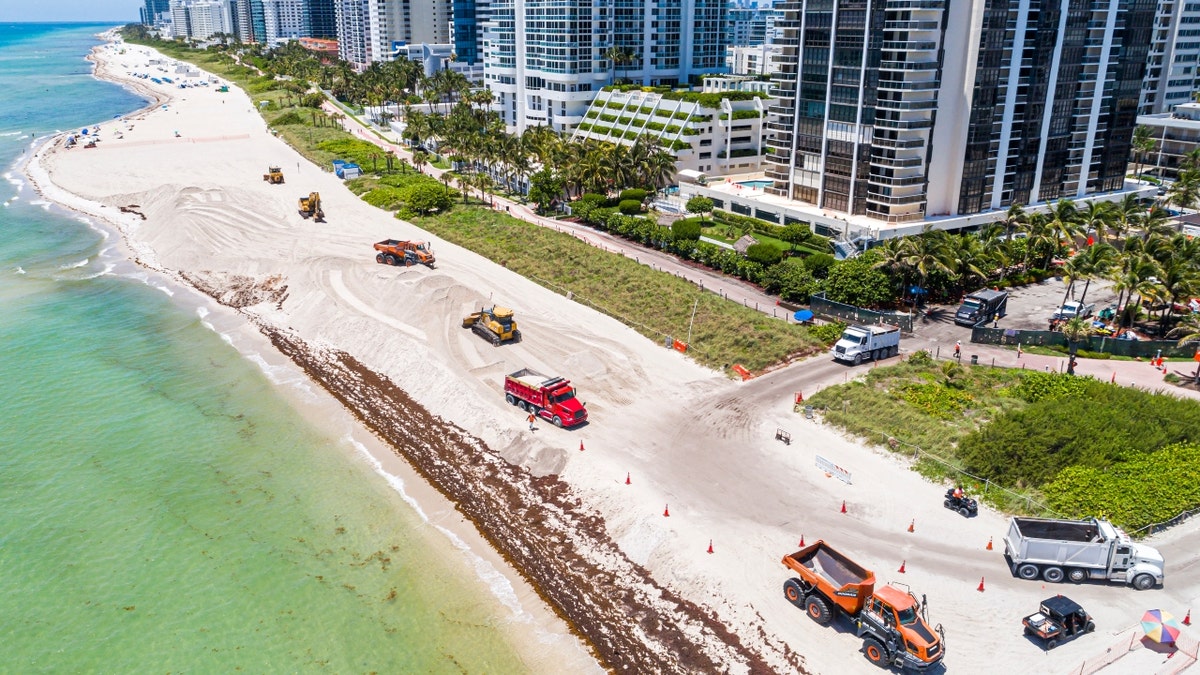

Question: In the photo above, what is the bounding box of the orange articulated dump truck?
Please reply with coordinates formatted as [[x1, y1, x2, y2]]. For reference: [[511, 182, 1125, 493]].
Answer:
[[781, 540, 945, 671]]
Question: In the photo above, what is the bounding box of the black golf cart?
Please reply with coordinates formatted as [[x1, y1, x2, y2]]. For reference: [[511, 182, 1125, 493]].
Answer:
[[1023, 596, 1095, 650]]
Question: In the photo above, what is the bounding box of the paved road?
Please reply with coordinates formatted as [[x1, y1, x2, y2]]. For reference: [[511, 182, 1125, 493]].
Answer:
[[328, 108, 1200, 399]]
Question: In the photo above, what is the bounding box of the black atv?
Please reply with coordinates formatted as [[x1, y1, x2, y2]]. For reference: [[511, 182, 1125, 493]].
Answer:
[[1023, 595, 1095, 650], [943, 489, 978, 518]]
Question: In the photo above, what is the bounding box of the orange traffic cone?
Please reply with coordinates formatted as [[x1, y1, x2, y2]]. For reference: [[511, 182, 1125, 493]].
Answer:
[[663, 504, 670, 517], [977, 577, 986, 592], [907, 519, 915, 533], [798, 534, 805, 548], [1185, 610, 1192, 626], [840, 500, 847, 514], [707, 540, 714, 554], [625, 472, 631, 485], [986, 537, 993, 551], [579, 440, 585, 451], [898, 560, 906, 574]]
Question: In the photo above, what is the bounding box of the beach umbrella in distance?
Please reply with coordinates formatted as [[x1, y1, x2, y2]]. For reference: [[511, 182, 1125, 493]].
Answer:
[[1141, 609, 1183, 644], [794, 309, 814, 322]]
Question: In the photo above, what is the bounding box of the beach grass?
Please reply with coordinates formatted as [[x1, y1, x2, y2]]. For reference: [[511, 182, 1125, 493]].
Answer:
[[412, 208, 823, 372]]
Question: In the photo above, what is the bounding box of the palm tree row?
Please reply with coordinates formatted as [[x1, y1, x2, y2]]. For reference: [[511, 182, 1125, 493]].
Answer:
[[872, 196, 1200, 339]]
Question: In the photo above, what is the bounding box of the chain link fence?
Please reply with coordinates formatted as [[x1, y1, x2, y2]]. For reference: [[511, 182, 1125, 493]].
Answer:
[[972, 326, 1200, 358], [810, 292, 914, 333], [1066, 628, 1198, 675]]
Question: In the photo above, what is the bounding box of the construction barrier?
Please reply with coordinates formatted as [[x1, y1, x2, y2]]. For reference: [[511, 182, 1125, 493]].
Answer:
[[816, 455, 852, 484]]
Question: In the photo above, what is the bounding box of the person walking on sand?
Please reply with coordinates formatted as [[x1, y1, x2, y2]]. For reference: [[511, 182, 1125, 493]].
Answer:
[[527, 412, 536, 431]]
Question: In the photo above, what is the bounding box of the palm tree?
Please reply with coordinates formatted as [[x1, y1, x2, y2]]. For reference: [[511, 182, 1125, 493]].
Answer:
[[1166, 168, 1200, 214], [1045, 199, 1081, 268], [1078, 200, 1113, 245], [1060, 317, 1093, 375], [902, 228, 957, 309], [1060, 242, 1118, 308], [1131, 124, 1157, 181]]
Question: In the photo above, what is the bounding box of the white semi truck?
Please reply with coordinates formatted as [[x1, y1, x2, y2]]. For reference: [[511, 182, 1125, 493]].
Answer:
[[831, 324, 901, 365], [1004, 517, 1165, 590]]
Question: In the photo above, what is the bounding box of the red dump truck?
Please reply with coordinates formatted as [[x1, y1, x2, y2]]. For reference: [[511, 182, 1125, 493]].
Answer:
[[504, 368, 588, 428], [781, 540, 944, 670]]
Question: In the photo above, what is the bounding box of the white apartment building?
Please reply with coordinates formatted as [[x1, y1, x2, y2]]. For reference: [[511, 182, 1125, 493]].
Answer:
[[262, 0, 310, 46], [484, 0, 729, 133], [727, 44, 780, 76], [1140, 0, 1200, 114], [336, 0, 453, 70], [168, 0, 234, 42]]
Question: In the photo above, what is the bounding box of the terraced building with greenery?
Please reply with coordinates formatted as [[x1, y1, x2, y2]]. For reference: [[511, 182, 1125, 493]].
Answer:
[[572, 79, 772, 177]]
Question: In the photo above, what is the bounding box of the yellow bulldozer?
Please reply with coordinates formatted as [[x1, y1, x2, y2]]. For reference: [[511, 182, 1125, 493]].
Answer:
[[462, 306, 521, 346], [298, 192, 324, 221], [262, 166, 284, 184]]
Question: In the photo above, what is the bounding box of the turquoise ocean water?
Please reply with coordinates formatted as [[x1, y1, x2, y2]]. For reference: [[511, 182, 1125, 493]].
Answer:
[[0, 23, 531, 672]]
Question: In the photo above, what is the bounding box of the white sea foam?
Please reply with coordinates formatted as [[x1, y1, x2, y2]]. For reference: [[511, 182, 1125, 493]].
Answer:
[[14, 267, 25, 275], [344, 434, 531, 624], [78, 263, 115, 280], [196, 306, 209, 319], [155, 285, 174, 297], [60, 258, 88, 269], [0, 131, 21, 137]]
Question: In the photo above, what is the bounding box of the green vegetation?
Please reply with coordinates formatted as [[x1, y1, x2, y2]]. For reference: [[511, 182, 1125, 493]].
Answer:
[[661, 91, 768, 106], [809, 357, 1200, 528], [718, 110, 763, 121], [411, 209, 823, 371]]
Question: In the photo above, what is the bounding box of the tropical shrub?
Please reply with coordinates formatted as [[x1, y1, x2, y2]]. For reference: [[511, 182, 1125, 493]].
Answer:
[[808, 321, 846, 345], [746, 243, 783, 266], [618, 199, 643, 215]]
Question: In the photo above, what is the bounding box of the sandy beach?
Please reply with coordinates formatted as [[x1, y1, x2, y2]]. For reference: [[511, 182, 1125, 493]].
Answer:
[[26, 33, 1200, 673]]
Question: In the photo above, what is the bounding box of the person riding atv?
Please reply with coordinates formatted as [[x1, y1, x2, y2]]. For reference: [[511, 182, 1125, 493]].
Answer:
[[944, 487, 978, 518]]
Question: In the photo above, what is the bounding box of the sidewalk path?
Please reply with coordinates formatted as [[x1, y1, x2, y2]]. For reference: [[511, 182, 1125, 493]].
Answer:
[[323, 103, 1200, 399], [324, 104, 796, 322]]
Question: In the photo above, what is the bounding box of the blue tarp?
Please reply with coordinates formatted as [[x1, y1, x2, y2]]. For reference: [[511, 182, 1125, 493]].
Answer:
[[794, 309, 814, 322]]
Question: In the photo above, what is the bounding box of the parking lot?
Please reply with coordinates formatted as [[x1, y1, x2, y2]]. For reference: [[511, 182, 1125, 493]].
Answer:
[[911, 275, 1120, 347]]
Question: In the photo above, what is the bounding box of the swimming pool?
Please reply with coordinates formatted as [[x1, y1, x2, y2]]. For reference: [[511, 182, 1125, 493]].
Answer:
[[737, 179, 773, 189]]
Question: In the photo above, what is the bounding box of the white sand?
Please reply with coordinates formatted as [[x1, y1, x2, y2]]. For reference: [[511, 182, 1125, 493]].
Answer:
[[28, 35, 1200, 674]]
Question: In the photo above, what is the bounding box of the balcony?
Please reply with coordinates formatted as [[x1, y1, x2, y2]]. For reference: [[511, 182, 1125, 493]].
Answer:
[[883, 20, 940, 30], [873, 117, 933, 130], [875, 98, 938, 111], [872, 136, 927, 149], [877, 79, 940, 91]]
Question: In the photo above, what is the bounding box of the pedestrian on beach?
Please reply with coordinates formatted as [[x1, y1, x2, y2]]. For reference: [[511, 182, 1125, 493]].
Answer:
[[954, 340, 961, 359], [527, 412, 536, 431]]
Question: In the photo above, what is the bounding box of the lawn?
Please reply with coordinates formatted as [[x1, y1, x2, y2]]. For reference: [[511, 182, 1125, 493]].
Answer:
[[808, 352, 1200, 529]]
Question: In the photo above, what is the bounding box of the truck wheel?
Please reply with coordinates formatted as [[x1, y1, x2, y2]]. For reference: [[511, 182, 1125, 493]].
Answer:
[[1085, 621, 1095, 633], [1133, 574, 1156, 590], [1017, 564, 1040, 581], [783, 579, 806, 608], [1068, 568, 1087, 583], [385, 254, 398, 266], [518, 401, 528, 412], [505, 394, 516, 405], [375, 253, 385, 264], [1043, 566, 1065, 583], [862, 638, 888, 667], [805, 596, 832, 625], [552, 416, 563, 428], [890, 346, 898, 358], [1045, 639, 1058, 651], [853, 353, 863, 366], [513, 331, 522, 343]]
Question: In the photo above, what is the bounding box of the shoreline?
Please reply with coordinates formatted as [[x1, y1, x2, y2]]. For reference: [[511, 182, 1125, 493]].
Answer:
[[22, 36, 605, 674], [26, 33, 793, 674]]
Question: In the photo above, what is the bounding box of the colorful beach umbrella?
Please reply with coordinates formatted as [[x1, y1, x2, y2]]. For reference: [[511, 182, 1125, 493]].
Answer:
[[1141, 609, 1183, 644]]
